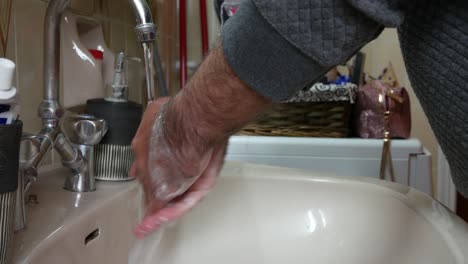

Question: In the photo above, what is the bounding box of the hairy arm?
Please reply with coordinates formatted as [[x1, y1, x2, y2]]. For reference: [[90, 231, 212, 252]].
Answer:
[[166, 44, 270, 148], [131, 44, 270, 237]]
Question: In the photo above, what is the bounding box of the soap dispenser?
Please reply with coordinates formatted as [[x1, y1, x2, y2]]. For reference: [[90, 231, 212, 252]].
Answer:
[[105, 52, 129, 102], [85, 52, 142, 181]]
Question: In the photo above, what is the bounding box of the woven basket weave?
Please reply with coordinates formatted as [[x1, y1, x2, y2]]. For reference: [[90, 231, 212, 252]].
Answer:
[[238, 83, 357, 138]]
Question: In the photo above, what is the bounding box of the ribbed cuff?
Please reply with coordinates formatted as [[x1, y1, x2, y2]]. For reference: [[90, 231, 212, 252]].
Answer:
[[221, 0, 328, 102]]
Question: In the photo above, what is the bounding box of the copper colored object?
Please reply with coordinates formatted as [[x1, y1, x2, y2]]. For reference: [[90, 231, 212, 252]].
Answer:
[[355, 80, 411, 139]]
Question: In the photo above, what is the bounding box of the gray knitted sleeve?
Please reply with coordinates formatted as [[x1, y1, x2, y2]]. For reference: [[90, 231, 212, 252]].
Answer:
[[399, 2, 468, 197], [221, 0, 407, 101]]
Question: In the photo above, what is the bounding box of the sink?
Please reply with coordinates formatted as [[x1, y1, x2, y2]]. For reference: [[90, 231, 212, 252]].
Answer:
[[13, 162, 468, 264]]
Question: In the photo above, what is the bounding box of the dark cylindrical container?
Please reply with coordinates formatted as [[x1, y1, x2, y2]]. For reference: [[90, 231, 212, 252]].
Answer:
[[86, 99, 142, 181], [0, 120, 22, 264]]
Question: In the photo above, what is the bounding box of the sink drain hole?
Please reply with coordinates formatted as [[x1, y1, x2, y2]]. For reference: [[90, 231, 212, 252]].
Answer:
[[85, 228, 100, 246]]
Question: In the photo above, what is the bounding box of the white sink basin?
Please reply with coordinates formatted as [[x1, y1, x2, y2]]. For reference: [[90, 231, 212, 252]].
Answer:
[[13, 162, 468, 264]]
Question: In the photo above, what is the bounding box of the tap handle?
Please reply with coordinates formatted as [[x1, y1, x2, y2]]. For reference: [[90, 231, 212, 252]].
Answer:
[[19, 133, 47, 179], [63, 114, 107, 145]]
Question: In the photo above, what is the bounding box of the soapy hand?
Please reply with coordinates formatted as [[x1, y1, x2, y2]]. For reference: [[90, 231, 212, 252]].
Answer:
[[130, 44, 270, 239], [130, 97, 227, 238]]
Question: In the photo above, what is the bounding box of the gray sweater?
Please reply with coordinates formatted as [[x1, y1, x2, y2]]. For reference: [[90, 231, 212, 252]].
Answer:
[[221, 0, 468, 197]]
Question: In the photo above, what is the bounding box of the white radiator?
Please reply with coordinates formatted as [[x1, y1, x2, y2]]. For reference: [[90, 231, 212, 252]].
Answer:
[[226, 136, 433, 197]]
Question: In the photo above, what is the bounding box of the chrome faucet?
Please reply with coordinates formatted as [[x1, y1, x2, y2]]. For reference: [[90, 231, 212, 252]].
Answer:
[[16, 0, 164, 231]]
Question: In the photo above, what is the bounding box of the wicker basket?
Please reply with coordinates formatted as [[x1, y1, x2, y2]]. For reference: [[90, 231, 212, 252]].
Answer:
[[238, 83, 357, 138]]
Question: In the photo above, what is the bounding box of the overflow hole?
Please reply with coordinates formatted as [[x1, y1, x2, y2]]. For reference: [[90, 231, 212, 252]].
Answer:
[[84, 228, 100, 246]]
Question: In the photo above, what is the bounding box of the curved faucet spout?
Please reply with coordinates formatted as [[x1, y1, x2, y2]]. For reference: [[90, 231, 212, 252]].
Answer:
[[41, 0, 72, 120], [130, 0, 154, 26]]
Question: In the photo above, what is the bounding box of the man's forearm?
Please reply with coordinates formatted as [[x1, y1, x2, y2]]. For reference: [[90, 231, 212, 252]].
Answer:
[[165, 45, 271, 148]]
